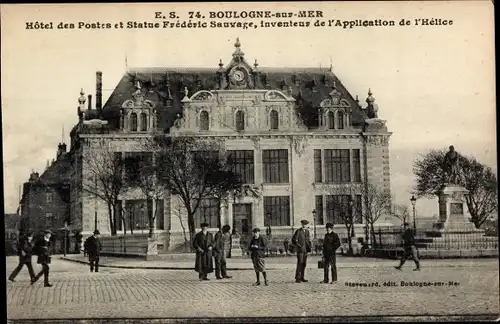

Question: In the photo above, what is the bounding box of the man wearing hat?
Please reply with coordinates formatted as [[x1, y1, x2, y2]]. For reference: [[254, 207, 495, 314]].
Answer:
[[31, 230, 53, 287], [292, 219, 312, 283], [248, 228, 269, 286], [322, 223, 341, 284], [84, 230, 102, 272], [395, 222, 420, 271], [213, 225, 232, 280], [193, 222, 214, 280], [8, 231, 36, 283]]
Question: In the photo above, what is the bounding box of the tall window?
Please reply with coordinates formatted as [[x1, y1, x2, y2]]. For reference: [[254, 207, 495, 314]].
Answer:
[[130, 113, 138, 132], [125, 200, 148, 230], [45, 212, 53, 227], [264, 196, 290, 226], [324, 149, 350, 183], [155, 199, 165, 230], [315, 195, 324, 225], [45, 192, 53, 204], [270, 110, 279, 130], [325, 195, 351, 225], [235, 110, 245, 131], [140, 112, 148, 131], [200, 111, 209, 131], [327, 111, 335, 129], [314, 149, 322, 182], [227, 150, 254, 184], [124, 152, 153, 182], [337, 111, 344, 129], [353, 195, 363, 224], [353, 149, 361, 182], [262, 149, 289, 183], [194, 198, 219, 228]]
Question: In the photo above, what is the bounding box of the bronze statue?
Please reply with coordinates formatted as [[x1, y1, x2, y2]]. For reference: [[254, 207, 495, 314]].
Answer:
[[443, 145, 460, 184]]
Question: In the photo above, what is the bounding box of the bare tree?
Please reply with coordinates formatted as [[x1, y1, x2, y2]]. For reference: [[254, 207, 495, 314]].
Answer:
[[82, 146, 126, 235], [391, 204, 410, 225], [361, 183, 392, 247]]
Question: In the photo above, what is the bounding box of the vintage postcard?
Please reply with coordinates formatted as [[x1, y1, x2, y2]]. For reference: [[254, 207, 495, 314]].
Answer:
[[2, 1, 497, 323]]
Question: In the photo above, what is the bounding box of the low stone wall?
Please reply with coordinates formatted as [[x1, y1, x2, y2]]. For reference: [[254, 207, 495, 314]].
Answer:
[[99, 234, 149, 258]]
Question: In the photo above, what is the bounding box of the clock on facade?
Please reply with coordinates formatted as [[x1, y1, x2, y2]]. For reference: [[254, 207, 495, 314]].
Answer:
[[229, 66, 248, 86]]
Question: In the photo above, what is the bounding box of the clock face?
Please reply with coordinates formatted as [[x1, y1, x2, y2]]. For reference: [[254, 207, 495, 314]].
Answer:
[[230, 66, 248, 86], [233, 70, 244, 82]]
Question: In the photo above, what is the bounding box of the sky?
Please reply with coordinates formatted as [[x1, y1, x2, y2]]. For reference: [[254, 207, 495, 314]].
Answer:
[[1, 2, 496, 220]]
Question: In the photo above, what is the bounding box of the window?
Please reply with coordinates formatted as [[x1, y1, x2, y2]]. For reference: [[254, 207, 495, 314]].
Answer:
[[45, 212, 53, 227], [124, 152, 153, 183], [200, 111, 209, 131], [235, 110, 245, 131], [314, 149, 322, 182], [45, 192, 53, 204], [353, 149, 361, 182], [353, 195, 363, 224], [45, 212, 53, 218], [328, 111, 335, 129], [130, 113, 138, 132], [264, 196, 290, 226], [325, 195, 350, 225], [155, 199, 165, 230], [270, 110, 279, 130], [262, 149, 289, 183], [315, 195, 324, 225], [125, 200, 148, 230], [140, 112, 148, 131], [115, 200, 123, 231], [324, 149, 350, 183], [194, 198, 219, 228], [227, 150, 254, 184], [337, 111, 344, 129]]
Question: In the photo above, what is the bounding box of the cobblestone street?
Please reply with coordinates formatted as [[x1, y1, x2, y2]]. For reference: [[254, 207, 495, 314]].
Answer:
[[6, 257, 499, 320]]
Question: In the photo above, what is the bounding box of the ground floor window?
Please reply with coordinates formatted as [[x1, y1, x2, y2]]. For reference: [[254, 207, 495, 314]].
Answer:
[[194, 198, 219, 228], [263, 196, 290, 226]]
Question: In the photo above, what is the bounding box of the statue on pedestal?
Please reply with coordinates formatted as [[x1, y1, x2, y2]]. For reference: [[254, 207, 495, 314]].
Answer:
[[443, 145, 460, 184]]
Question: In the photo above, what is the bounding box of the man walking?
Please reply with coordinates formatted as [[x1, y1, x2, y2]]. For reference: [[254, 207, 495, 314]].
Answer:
[[193, 222, 214, 281], [8, 231, 36, 283], [213, 225, 232, 280], [85, 230, 102, 272], [321, 223, 341, 284], [31, 230, 53, 287], [292, 219, 312, 283], [395, 222, 421, 271]]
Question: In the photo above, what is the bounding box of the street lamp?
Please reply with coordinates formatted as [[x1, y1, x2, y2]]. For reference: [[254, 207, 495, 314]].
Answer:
[[410, 195, 417, 231], [63, 222, 69, 257], [312, 209, 317, 240], [94, 176, 98, 232]]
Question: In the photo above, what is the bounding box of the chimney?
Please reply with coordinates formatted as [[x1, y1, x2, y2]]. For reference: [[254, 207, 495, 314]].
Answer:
[[88, 94, 92, 110], [96, 71, 102, 114]]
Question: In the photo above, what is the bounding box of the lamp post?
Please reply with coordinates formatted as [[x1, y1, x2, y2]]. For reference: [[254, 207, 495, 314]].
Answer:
[[94, 176, 98, 232], [63, 222, 69, 257], [410, 195, 417, 231], [312, 209, 317, 240]]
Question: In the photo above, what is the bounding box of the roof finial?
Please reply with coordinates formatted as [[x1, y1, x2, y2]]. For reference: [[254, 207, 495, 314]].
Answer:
[[78, 88, 86, 104], [232, 37, 244, 61], [218, 59, 224, 72], [254, 59, 259, 69], [366, 88, 375, 104], [235, 37, 241, 48]]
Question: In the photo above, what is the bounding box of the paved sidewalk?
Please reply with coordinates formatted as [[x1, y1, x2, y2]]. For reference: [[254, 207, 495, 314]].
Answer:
[[61, 254, 499, 270]]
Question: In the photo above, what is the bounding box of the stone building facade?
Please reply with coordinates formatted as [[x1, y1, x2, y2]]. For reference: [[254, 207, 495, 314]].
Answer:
[[65, 38, 392, 250]]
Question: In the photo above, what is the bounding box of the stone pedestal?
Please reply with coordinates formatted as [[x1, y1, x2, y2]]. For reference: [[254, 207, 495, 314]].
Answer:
[[146, 237, 160, 260], [434, 184, 479, 232], [229, 234, 242, 258]]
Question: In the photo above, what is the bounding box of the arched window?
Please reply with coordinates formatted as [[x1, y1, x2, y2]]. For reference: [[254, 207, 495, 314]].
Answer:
[[328, 111, 335, 129], [270, 110, 279, 130], [200, 110, 209, 131], [130, 113, 138, 132], [337, 111, 344, 130], [140, 112, 148, 131], [235, 110, 245, 131]]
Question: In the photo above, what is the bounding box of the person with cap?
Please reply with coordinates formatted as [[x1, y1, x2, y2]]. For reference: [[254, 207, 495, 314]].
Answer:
[[84, 230, 102, 272], [193, 222, 214, 281], [31, 229, 53, 287], [8, 231, 36, 283], [213, 225, 232, 280], [248, 228, 269, 286], [321, 223, 341, 284], [395, 222, 421, 271], [292, 219, 312, 283]]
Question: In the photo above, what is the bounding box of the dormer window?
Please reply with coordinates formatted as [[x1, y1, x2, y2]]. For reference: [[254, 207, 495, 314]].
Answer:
[[200, 110, 209, 131], [236, 110, 245, 131], [270, 110, 279, 130], [130, 113, 138, 132], [140, 112, 148, 131], [337, 111, 344, 129], [327, 111, 335, 129]]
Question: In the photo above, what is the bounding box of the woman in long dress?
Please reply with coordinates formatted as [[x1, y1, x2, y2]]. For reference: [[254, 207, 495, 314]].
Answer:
[[248, 228, 268, 286]]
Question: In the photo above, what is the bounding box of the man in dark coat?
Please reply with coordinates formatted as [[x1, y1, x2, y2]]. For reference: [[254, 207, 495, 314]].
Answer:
[[213, 225, 232, 280], [249, 228, 269, 286], [193, 222, 214, 281], [292, 219, 312, 283], [395, 222, 421, 271], [31, 230, 53, 287], [85, 230, 102, 272], [8, 232, 36, 283], [321, 223, 341, 284]]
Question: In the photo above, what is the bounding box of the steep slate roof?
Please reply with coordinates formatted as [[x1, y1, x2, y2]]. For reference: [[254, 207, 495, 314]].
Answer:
[[101, 66, 368, 132]]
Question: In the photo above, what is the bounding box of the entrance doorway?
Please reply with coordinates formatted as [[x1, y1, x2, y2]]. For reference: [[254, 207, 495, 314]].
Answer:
[[233, 203, 252, 235]]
